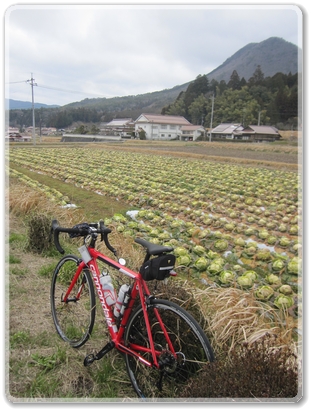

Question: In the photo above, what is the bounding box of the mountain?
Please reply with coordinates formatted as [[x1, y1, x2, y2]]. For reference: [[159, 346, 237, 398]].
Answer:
[[5, 99, 60, 110], [61, 37, 299, 116], [207, 37, 300, 83]]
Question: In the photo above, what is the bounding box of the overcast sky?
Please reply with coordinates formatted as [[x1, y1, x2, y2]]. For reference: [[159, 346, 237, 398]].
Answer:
[[4, 3, 303, 107]]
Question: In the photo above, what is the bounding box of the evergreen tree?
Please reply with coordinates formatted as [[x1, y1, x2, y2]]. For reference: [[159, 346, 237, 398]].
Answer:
[[228, 70, 241, 90], [188, 95, 208, 125], [248, 65, 265, 86], [183, 75, 209, 116]]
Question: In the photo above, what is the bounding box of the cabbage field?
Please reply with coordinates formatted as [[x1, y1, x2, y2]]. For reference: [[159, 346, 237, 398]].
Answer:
[[7, 146, 302, 317]]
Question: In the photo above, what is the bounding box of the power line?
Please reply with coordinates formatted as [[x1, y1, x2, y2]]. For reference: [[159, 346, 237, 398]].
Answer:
[[7, 78, 105, 98], [6, 80, 28, 84], [37, 84, 90, 96]]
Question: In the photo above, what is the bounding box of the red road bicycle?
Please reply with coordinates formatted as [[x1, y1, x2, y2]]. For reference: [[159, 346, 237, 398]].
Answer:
[[50, 219, 214, 398]]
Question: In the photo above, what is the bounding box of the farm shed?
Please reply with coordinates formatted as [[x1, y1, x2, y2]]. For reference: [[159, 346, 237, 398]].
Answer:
[[211, 123, 281, 142], [135, 114, 191, 140]]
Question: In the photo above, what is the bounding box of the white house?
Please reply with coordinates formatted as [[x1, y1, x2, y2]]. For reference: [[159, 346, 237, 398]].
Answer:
[[180, 125, 205, 141], [134, 114, 191, 140]]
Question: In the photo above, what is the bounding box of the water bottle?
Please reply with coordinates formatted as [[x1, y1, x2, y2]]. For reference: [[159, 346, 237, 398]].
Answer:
[[100, 273, 117, 306], [114, 284, 130, 318]]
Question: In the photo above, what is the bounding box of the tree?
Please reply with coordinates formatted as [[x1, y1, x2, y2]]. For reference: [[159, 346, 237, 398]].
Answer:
[[248, 65, 265, 86], [166, 98, 186, 117], [228, 70, 241, 90], [89, 124, 100, 134], [217, 80, 227, 96], [211, 86, 260, 126], [138, 129, 146, 140], [74, 124, 87, 134], [183, 75, 209, 114], [188, 94, 208, 125]]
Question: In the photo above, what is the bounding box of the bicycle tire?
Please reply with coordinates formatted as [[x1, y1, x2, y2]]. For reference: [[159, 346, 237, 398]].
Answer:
[[50, 254, 96, 348], [124, 298, 215, 399]]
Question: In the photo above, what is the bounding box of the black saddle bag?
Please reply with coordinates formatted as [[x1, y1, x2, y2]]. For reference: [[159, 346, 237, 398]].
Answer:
[[139, 254, 176, 281]]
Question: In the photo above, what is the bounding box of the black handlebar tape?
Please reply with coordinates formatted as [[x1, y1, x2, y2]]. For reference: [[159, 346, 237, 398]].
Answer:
[[51, 220, 63, 253], [99, 221, 116, 255], [51, 219, 85, 255], [53, 225, 65, 254]]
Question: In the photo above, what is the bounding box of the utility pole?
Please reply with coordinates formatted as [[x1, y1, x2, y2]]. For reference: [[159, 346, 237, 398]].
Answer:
[[258, 110, 261, 126], [27, 73, 37, 145], [209, 94, 214, 142]]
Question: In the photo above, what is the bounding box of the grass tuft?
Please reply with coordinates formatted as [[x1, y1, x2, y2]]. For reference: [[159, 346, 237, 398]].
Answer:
[[180, 334, 299, 398]]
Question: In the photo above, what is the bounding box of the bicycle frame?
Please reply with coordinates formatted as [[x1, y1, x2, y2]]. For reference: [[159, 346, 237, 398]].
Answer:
[[62, 246, 177, 369]]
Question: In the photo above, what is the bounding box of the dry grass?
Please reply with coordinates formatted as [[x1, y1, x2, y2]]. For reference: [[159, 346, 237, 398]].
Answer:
[[7, 180, 85, 227], [191, 285, 299, 357]]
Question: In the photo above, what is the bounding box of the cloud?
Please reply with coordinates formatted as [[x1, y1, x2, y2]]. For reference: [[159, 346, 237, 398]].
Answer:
[[5, 4, 302, 106]]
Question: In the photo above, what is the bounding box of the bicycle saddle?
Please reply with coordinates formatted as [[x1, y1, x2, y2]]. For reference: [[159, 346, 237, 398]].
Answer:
[[135, 238, 173, 255]]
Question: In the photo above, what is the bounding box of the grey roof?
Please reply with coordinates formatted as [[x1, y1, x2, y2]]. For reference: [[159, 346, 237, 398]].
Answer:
[[244, 125, 280, 135], [106, 118, 133, 127], [212, 123, 280, 135], [212, 123, 243, 134]]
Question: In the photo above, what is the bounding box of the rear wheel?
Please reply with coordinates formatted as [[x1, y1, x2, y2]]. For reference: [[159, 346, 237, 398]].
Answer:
[[124, 298, 214, 398], [50, 255, 95, 348]]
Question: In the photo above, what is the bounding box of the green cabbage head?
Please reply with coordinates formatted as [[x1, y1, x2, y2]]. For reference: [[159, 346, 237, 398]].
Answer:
[[287, 257, 301, 275], [255, 285, 274, 301], [266, 274, 281, 285], [176, 254, 191, 267], [274, 294, 294, 309], [194, 257, 209, 271], [237, 275, 254, 288], [219, 270, 235, 284]]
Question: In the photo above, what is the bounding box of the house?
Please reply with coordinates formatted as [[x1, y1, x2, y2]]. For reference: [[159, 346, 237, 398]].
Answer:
[[210, 123, 244, 140], [211, 123, 281, 142], [41, 127, 57, 135], [241, 125, 281, 142], [103, 118, 134, 137], [134, 114, 191, 140], [180, 125, 206, 141]]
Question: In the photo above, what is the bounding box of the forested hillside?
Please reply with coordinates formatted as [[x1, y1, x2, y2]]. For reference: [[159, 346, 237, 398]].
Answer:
[[162, 68, 299, 128]]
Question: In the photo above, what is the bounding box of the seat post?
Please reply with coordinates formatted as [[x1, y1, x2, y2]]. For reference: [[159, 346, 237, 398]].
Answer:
[[143, 251, 151, 264]]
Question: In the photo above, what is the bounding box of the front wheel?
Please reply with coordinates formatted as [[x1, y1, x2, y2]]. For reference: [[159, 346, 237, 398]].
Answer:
[[50, 255, 96, 348], [124, 298, 214, 398]]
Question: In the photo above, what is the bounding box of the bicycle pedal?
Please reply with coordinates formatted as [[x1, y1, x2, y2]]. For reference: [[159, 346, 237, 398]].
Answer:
[[83, 342, 115, 367], [84, 354, 96, 366]]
